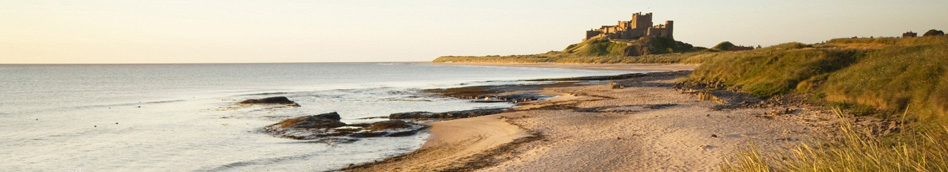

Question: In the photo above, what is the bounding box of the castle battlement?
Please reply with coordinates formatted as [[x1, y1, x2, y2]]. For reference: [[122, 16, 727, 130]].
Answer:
[[584, 12, 674, 41]]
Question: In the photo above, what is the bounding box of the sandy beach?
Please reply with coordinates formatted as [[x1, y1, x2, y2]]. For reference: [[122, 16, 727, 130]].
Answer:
[[345, 64, 839, 172]]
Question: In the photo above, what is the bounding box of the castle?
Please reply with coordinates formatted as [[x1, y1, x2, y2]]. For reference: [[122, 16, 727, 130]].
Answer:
[[584, 12, 674, 41]]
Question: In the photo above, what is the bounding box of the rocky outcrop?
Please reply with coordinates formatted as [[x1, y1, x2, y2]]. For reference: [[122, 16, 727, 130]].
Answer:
[[269, 112, 345, 130], [264, 112, 427, 140], [389, 108, 508, 120], [526, 73, 648, 81], [367, 120, 413, 131], [240, 96, 301, 107], [624, 44, 652, 56], [425, 87, 551, 104], [610, 82, 624, 89], [470, 93, 549, 103]]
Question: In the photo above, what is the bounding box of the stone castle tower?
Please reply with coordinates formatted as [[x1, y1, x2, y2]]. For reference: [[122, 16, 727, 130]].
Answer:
[[584, 12, 674, 41]]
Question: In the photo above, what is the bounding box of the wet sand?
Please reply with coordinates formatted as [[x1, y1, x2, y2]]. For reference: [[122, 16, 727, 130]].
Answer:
[[344, 68, 839, 172]]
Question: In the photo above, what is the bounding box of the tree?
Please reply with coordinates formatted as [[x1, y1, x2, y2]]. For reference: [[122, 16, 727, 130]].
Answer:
[[712, 41, 735, 51], [924, 29, 945, 37]]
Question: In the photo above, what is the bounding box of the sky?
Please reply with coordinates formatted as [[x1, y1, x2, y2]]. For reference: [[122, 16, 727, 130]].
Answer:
[[2, 0, 947, 64]]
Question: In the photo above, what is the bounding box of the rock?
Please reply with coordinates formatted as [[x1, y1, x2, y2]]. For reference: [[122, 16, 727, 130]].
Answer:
[[464, 93, 548, 104], [240, 96, 300, 107], [264, 112, 428, 141], [350, 120, 428, 138], [423, 84, 557, 104], [389, 108, 508, 119], [610, 82, 624, 89], [268, 112, 345, 130], [644, 104, 677, 109], [366, 120, 413, 131]]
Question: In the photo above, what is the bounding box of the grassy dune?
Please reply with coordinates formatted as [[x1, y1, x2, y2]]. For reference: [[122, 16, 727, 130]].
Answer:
[[685, 43, 860, 98], [685, 36, 948, 121], [687, 36, 948, 171], [819, 38, 948, 120]]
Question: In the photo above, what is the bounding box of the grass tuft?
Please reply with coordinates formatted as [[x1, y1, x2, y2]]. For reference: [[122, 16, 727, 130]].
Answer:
[[722, 109, 948, 172]]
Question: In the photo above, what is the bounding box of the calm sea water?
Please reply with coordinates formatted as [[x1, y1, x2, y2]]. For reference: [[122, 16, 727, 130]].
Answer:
[[0, 63, 629, 171]]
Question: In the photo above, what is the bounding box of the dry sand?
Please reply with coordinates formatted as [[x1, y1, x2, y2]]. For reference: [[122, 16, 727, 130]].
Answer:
[[345, 65, 839, 172]]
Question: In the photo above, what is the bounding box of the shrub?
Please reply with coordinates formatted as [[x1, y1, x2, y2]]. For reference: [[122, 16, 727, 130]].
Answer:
[[924, 29, 945, 37], [712, 41, 736, 51]]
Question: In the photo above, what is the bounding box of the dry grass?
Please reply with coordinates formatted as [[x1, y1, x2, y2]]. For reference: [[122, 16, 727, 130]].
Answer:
[[690, 37, 948, 171], [819, 37, 948, 119], [685, 37, 948, 121], [722, 109, 948, 172]]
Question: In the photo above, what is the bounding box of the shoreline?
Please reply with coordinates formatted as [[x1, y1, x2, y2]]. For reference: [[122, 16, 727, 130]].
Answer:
[[342, 67, 841, 171]]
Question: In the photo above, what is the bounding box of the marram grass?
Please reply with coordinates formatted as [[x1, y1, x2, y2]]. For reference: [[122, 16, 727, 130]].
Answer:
[[686, 36, 948, 121], [721, 109, 948, 172]]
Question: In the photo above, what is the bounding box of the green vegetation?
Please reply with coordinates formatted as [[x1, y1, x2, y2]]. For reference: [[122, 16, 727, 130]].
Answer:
[[820, 38, 948, 119], [722, 109, 948, 172], [924, 29, 945, 37], [712, 41, 736, 51], [561, 38, 629, 56], [686, 42, 859, 98], [689, 36, 948, 171], [685, 36, 948, 120]]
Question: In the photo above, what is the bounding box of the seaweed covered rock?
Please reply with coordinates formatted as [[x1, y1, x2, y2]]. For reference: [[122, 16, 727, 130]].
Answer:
[[264, 112, 427, 140], [350, 120, 428, 138], [389, 108, 508, 119], [366, 120, 413, 131], [270, 112, 345, 129], [240, 96, 300, 107]]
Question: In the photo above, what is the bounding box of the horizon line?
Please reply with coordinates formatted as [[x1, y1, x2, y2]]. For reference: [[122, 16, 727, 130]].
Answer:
[[0, 61, 433, 65]]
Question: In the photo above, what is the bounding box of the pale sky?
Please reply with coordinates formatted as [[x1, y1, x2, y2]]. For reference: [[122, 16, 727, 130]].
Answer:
[[2, 0, 947, 64]]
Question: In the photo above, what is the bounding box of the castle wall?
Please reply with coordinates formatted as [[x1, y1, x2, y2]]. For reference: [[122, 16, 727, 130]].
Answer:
[[664, 20, 674, 39], [585, 30, 602, 40], [903, 31, 917, 38], [583, 13, 673, 41], [636, 13, 653, 30]]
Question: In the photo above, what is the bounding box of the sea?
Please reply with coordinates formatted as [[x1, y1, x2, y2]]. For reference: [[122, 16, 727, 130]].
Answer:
[[0, 63, 630, 171]]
